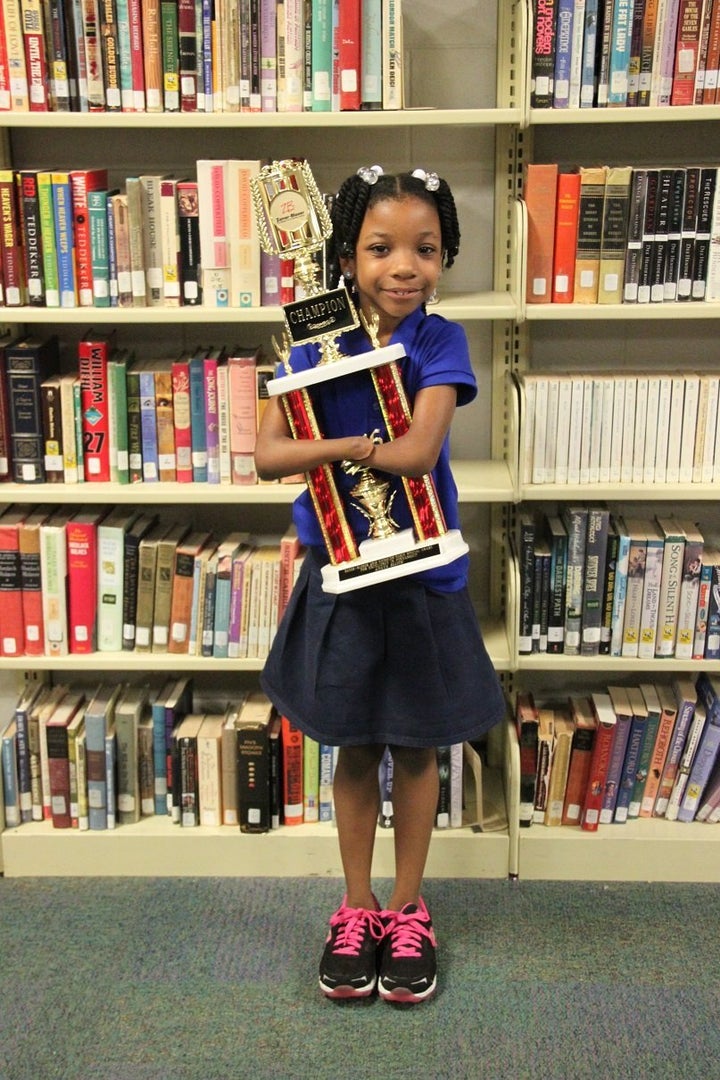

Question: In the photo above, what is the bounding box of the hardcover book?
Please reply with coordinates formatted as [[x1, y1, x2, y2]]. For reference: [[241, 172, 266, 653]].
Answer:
[[67, 507, 105, 654]]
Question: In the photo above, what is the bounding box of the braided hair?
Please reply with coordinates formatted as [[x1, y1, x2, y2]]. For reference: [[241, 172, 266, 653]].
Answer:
[[326, 171, 461, 289]]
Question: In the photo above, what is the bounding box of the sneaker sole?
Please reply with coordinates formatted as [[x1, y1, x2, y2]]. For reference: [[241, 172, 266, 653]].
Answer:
[[378, 979, 436, 1004], [319, 978, 376, 1000]]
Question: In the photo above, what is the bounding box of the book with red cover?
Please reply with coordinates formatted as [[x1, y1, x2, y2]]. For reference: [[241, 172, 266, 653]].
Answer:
[[70, 168, 109, 306], [524, 162, 558, 304], [0, 505, 28, 657], [78, 330, 114, 481], [18, 503, 49, 655], [281, 713, 303, 824], [67, 507, 105, 653], [671, 0, 706, 105], [580, 692, 617, 831], [561, 695, 598, 825], [338, 0, 361, 110], [551, 171, 581, 303]]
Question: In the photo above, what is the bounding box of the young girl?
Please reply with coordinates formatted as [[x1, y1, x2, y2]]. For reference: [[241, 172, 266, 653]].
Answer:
[[255, 165, 505, 1004]]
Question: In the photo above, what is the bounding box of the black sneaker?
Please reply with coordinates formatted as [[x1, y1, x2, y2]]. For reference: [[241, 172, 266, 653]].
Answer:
[[318, 896, 385, 999], [377, 897, 437, 1003]]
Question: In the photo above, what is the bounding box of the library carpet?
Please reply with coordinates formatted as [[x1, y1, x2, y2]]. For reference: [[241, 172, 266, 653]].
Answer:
[[1, 876, 718, 1080]]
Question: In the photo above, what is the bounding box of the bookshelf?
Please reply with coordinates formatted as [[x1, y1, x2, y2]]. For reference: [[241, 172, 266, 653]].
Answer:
[[508, 3, 720, 881], [0, 1, 522, 879]]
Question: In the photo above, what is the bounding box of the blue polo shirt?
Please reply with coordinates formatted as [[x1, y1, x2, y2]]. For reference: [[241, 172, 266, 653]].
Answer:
[[278, 306, 477, 591]]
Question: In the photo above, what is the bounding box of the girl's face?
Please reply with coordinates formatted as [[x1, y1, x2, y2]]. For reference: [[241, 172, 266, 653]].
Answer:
[[340, 195, 443, 343]]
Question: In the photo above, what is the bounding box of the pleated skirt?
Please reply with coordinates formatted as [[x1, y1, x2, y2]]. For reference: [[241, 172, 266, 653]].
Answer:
[[260, 549, 506, 748]]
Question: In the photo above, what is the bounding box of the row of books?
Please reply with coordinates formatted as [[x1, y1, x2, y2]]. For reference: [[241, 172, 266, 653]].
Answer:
[[516, 371, 720, 487], [516, 508, 719, 660], [0, 0, 404, 114], [1, 678, 469, 833], [0, 504, 305, 659], [530, 0, 720, 109], [0, 333, 276, 486], [0, 161, 310, 311], [524, 162, 720, 305], [516, 673, 720, 831]]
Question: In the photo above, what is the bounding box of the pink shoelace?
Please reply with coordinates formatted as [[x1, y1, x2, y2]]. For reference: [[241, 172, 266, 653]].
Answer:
[[329, 905, 385, 956], [383, 906, 433, 958]]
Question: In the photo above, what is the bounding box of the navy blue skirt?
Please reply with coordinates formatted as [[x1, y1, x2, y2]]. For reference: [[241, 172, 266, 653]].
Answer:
[[260, 550, 506, 748]]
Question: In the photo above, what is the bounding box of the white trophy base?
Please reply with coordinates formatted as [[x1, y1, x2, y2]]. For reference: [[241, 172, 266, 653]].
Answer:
[[267, 343, 405, 395], [320, 528, 469, 594]]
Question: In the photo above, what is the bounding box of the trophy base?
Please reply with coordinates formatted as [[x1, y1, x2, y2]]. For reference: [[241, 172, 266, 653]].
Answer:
[[320, 529, 470, 594]]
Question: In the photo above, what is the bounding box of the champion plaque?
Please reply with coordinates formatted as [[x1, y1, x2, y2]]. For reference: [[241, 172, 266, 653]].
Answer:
[[251, 160, 468, 594]]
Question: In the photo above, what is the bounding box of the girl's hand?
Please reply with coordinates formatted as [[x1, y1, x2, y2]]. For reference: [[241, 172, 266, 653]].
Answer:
[[343, 435, 376, 463]]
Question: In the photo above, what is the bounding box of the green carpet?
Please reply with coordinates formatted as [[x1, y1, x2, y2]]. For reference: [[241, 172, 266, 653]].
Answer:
[[1, 877, 718, 1080]]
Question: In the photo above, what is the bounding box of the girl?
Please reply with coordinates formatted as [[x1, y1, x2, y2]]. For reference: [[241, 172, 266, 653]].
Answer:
[[255, 166, 505, 1004]]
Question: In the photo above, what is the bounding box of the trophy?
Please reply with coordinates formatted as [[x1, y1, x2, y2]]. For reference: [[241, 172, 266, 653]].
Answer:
[[251, 159, 468, 593]]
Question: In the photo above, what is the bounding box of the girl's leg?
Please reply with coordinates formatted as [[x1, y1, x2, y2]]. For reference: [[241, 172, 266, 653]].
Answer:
[[385, 745, 439, 910], [332, 743, 386, 908]]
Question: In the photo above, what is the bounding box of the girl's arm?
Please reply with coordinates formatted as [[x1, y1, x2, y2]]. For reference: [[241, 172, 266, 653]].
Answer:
[[255, 395, 376, 481], [360, 384, 457, 478]]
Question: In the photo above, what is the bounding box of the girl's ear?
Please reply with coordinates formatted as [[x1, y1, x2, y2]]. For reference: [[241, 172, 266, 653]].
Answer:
[[339, 254, 355, 280]]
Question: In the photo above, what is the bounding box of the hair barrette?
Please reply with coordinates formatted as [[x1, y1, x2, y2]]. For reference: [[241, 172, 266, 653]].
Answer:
[[357, 164, 384, 185], [411, 168, 441, 192]]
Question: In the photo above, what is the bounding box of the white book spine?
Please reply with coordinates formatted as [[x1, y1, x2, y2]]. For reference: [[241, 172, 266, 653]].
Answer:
[[598, 376, 614, 484], [520, 375, 536, 487], [531, 376, 549, 485], [643, 376, 660, 483], [632, 376, 648, 484], [692, 374, 710, 483], [609, 378, 625, 483], [653, 375, 672, 484], [555, 376, 573, 484], [567, 378, 585, 485], [655, 535, 685, 657], [678, 374, 699, 484], [588, 377, 603, 484], [701, 375, 719, 483], [704, 167, 720, 300], [665, 375, 685, 485], [620, 376, 637, 484], [578, 378, 594, 484], [97, 526, 124, 651], [544, 377, 560, 483]]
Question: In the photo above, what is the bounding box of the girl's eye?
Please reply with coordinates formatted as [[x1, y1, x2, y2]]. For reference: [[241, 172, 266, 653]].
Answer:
[[419, 245, 437, 256], [369, 244, 388, 255]]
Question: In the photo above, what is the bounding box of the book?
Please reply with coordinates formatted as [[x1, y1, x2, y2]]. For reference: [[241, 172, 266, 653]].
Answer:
[[573, 166, 607, 303], [167, 529, 213, 653], [561, 505, 588, 656], [97, 506, 141, 652], [173, 713, 204, 826], [280, 713, 303, 824], [197, 712, 225, 826], [236, 691, 274, 832], [227, 158, 262, 307], [580, 692, 617, 831], [675, 518, 704, 660], [115, 682, 150, 825], [2, 718, 20, 827], [623, 169, 649, 303], [551, 170, 580, 303], [629, 683, 663, 818], [78, 330, 114, 481], [544, 708, 575, 826], [177, 179, 201, 304], [227, 347, 261, 483], [598, 685, 634, 825], [197, 158, 230, 306], [654, 677, 698, 816], [666, 698, 708, 822], [516, 691, 539, 827], [0, 168, 26, 305], [16, 170, 44, 304], [381, 0, 403, 109], [46, 690, 85, 829], [211, 532, 250, 658], [637, 518, 664, 660], [679, 672, 720, 821], [151, 520, 190, 652], [84, 683, 122, 830], [523, 163, 558, 305], [0, 505, 27, 657], [654, 517, 686, 658], [580, 505, 610, 656], [531, 0, 558, 107], [5, 334, 60, 483], [598, 165, 632, 304], [533, 707, 555, 825], [562, 696, 597, 825], [221, 702, 242, 825], [67, 507, 104, 654], [641, 682, 679, 817], [552, 0, 576, 107]]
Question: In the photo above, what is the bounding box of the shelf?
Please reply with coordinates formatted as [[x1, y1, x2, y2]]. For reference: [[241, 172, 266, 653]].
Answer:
[[519, 482, 720, 503], [0, 460, 514, 505], [530, 104, 720, 125], [0, 806, 511, 879], [516, 653, 720, 673], [0, 107, 522, 130], [523, 302, 720, 321], [517, 818, 720, 882], [0, 291, 519, 325]]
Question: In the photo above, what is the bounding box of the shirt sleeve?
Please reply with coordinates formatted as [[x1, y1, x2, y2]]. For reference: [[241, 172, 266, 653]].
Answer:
[[412, 315, 477, 407]]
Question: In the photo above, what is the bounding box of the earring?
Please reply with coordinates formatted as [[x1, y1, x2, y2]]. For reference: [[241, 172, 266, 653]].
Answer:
[[427, 288, 439, 305]]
